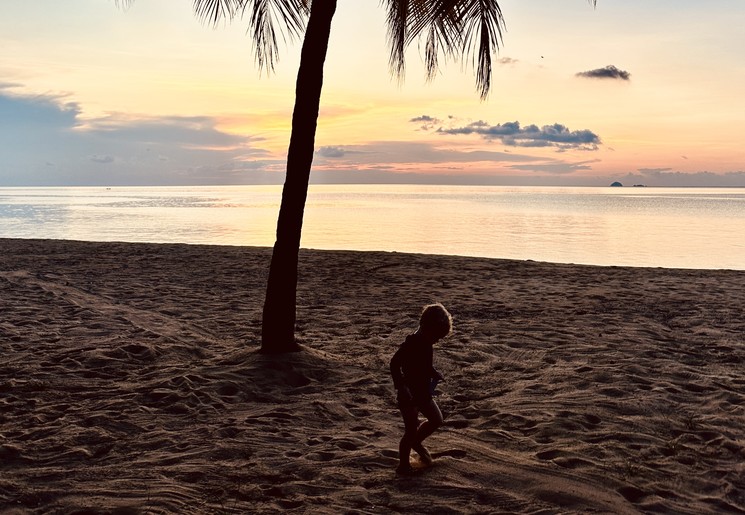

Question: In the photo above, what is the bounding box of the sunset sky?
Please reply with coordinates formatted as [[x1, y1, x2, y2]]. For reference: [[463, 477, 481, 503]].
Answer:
[[1, 0, 744, 187]]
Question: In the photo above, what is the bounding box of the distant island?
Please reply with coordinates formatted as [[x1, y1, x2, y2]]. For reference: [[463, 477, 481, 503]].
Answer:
[[610, 182, 648, 187]]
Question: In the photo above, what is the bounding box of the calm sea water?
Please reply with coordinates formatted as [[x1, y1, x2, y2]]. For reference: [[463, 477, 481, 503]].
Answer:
[[1, 185, 743, 270]]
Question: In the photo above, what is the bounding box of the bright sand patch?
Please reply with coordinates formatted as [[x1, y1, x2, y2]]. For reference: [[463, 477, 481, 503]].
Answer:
[[1, 238, 743, 514]]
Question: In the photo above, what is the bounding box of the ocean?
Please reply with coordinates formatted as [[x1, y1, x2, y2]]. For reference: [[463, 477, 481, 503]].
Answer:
[[1, 185, 743, 270]]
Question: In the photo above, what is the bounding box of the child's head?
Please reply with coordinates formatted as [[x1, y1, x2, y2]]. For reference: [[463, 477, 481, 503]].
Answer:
[[419, 303, 453, 340]]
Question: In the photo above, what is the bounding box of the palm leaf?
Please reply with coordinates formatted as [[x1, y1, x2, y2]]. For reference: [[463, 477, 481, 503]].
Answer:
[[384, 0, 408, 79], [241, 0, 309, 72], [193, 0, 309, 72], [388, 0, 504, 99], [193, 0, 239, 25]]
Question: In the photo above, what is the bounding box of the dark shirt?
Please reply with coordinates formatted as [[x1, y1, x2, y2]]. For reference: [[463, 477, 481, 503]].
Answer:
[[390, 332, 439, 403]]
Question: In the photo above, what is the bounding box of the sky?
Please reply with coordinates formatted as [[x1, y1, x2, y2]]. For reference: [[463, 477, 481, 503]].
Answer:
[[1, 0, 744, 187]]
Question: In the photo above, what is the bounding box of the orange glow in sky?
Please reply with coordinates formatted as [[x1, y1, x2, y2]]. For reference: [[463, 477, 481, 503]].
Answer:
[[1, 0, 743, 186]]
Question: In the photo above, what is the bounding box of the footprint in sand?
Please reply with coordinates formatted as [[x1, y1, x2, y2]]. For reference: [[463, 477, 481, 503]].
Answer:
[[432, 449, 467, 459], [333, 438, 363, 451], [216, 382, 241, 399], [617, 485, 648, 503], [307, 450, 336, 462], [582, 413, 602, 427]]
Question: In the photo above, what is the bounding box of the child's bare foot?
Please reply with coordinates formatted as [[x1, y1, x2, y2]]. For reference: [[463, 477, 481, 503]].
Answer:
[[413, 443, 433, 465], [396, 462, 416, 476]]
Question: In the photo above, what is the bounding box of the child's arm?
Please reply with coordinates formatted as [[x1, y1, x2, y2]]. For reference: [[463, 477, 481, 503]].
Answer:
[[390, 347, 405, 390], [390, 348, 412, 400]]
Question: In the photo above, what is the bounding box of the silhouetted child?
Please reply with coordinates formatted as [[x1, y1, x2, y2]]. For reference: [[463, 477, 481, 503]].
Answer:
[[390, 303, 452, 475]]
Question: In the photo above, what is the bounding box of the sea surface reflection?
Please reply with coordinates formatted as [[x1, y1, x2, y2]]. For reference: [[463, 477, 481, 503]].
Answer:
[[1, 185, 743, 270]]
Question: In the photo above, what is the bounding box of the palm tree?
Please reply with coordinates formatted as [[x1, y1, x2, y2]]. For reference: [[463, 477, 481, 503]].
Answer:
[[129, 1, 596, 353], [244, 0, 508, 353]]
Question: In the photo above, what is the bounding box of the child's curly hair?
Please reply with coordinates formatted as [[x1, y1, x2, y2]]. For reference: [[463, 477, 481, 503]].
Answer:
[[419, 303, 453, 339]]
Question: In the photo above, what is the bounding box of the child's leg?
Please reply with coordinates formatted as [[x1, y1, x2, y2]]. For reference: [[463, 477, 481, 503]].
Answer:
[[398, 403, 419, 470], [414, 398, 443, 449]]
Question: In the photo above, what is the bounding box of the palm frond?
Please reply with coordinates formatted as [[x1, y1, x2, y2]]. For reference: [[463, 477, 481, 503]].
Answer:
[[242, 0, 309, 72], [424, 25, 439, 82], [456, 0, 505, 99], [113, 0, 134, 10], [193, 0, 239, 26], [193, 0, 308, 73], [384, 0, 408, 80], [390, 0, 504, 99], [385, 0, 436, 81]]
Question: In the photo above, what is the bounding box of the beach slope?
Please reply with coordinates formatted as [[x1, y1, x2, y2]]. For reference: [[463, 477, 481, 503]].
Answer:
[[1, 239, 743, 513]]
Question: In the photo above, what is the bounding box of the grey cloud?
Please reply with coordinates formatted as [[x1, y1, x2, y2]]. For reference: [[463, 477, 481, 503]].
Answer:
[[410, 115, 438, 123], [624, 170, 745, 187], [307, 167, 745, 187], [312, 141, 535, 166], [0, 90, 81, 130], [307, 169, 604, 186], [409, 115, 441, 131], [87, 115, 252, 149], [509, 160, 598, 175], [0, 87, 270, 186], [316, 146, 346, 158], [637, 167, 672, 174], [576, 65, 630, 81], [89, 155, 114, 164], [439, 121, 601, 150]]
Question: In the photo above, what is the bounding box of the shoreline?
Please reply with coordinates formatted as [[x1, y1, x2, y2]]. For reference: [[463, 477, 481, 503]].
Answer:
[[1, 238, 743, 513], [3, 236, 744, 273]]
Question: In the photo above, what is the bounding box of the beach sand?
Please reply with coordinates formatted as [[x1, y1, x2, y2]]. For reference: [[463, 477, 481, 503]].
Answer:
[[1, 238, 743, 514]]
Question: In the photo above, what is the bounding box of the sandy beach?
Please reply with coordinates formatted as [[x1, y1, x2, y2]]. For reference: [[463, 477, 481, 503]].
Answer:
[[1, 238, 743, 514]]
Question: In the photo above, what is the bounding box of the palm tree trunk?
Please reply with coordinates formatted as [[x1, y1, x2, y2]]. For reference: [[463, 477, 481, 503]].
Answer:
[[261, 0, 337, 353]]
